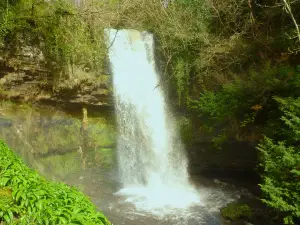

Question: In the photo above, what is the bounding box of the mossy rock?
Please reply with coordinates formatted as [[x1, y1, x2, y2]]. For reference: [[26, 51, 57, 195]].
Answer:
[[34, 151, 82, 178], [221, 202, 253, 221], [94, 148, 114, 168]]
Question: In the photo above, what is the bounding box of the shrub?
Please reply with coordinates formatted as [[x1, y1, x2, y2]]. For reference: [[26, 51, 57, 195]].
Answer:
[[189, 64, 300, 141], [258, 97, 300, 224]]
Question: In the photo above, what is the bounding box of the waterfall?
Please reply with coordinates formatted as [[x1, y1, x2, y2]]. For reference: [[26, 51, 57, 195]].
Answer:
[[105, 29, 199, 211]]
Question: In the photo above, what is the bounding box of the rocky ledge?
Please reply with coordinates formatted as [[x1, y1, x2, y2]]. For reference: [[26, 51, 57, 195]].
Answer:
[[0, 44, 113, 110]]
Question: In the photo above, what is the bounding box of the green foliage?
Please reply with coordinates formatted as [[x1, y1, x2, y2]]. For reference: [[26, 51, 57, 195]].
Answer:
[[189, 64, 300, 140], [212, 133, 228, 150], [0, 0, 106, 78], [178, 116, 193, 147], [173, 58, 190, 105], [166, 0, 300, 110], [258, 97, 300, 224], [0, 141, 111, 225], [0, 0, 211, 90]]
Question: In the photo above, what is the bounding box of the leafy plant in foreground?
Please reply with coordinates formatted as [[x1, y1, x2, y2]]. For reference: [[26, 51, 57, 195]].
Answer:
[[0, 141, 111, 225]]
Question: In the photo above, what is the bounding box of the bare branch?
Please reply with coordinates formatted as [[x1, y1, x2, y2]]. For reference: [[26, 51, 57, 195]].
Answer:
[[253, 0, 297, 8], [282, 0, 300, 43], [106, 29, 119, 50]]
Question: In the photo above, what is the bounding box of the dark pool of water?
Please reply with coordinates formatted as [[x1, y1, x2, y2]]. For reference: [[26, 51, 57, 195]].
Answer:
[[59, 168, 250, 225]]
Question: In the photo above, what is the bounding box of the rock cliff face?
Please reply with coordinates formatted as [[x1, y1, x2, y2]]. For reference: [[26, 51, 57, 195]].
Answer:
[[0, 101, 116, 183], [187, 138, 260, 197], [0, 44, 113, 110], [188, 140, 258, 176]]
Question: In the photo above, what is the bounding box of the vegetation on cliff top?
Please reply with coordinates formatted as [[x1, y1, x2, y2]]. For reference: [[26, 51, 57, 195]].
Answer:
[[0, 140, 110, 225]]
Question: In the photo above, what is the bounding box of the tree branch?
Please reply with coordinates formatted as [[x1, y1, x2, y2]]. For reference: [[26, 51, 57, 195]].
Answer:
[[282, 0, 300, 43]]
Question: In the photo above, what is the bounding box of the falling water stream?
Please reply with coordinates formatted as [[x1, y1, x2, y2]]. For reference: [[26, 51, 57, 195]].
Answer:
[[105, 28, 200, 212], [102, 28, 245, 224]]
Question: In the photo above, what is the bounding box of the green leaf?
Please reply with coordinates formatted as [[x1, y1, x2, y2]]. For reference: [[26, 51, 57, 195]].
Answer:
[[58, 216, 68, 224], [4, 214, 10, 223]]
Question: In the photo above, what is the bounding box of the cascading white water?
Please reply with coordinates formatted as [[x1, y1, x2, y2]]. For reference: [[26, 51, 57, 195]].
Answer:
[[105, 29, 200, 211]]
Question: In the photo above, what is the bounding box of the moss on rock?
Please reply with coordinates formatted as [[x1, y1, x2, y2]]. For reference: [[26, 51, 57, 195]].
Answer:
[[221, 202, 253, 221]]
